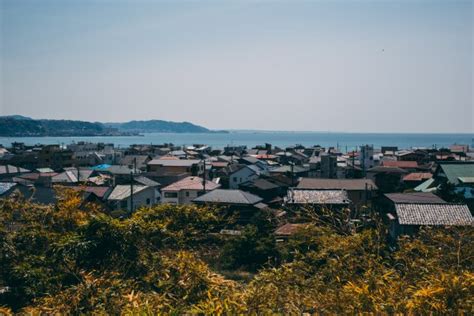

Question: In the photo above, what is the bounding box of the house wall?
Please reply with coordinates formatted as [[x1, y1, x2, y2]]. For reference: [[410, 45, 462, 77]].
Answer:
[[113, 187, 158, 211], [162, 189, 208, 205], [229, 167, 258, 189]]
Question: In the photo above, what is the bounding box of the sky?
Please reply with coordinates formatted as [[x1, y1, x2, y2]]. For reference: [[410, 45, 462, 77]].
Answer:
[[0, 0, 473, 133]]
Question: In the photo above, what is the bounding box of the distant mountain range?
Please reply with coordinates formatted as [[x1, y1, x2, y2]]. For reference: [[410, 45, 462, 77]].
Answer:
[[0, 116, 225, 137]]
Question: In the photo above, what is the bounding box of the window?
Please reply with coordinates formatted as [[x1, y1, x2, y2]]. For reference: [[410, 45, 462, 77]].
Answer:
[[164, 192, 178, 198], [146, 198, 151, 205], [233, 177, 237, 182], [185, 191, 190, 197]]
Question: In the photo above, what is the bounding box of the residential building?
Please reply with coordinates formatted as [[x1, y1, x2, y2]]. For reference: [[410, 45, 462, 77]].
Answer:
[[193, 189, 266, 223], [320, 153, 337, 178], [285, 188, 350, 209], [359, 145, 374, 173], [161, 176, 220, 204], [147, 159, 203, 176], [229, 165, 261, 189], [387, 203, 473, 241], [296, 178, 377, 208], [107, 185, 158, 212]]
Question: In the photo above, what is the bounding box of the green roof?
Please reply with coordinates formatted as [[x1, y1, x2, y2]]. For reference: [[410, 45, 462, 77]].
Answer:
[[439, 163, 474, 185], [414, 178, 437, 192], [458, 177, 474, 184]]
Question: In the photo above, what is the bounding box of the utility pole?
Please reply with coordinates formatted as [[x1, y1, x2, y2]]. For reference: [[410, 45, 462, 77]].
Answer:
[[130, 171, 134, 213], [290, 162, 295, 187], [202, 158, 206, 195]]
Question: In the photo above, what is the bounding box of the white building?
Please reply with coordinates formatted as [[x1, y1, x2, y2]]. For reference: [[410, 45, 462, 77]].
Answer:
[[229, 165, 261, 189], [107, 185, 159, 212], [161, 176, 220, 204]]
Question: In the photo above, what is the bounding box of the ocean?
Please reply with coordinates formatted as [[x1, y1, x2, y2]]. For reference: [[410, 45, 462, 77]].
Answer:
[[0, 132, 473, 152]]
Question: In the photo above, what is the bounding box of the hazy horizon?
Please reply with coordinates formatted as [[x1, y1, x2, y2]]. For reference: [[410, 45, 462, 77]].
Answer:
[[1, 0, 473, 133]]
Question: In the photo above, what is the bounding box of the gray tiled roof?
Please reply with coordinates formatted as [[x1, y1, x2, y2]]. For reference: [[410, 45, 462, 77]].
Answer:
[[0, 182, 17, 195], [286, 189, 350, 205], [395, 203, 474, 226], [193, 189, 262, 205]]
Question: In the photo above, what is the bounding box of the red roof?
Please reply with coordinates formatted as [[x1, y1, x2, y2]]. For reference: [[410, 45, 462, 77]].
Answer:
[[253, 154, 278, 160], [382, 161, 418, 169], [275, 223, 309, 236], [403, 172, 432, 182], [71, 186, 110, 198]]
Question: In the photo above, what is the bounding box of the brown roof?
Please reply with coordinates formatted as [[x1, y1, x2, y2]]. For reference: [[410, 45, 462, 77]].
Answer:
[[211, 161, 229, 168], [403, 172, 433, 182], [71, 186, 111, 199], [382, 161, 418, 169], [297, 178, 378, 191], [385, 192, 446, 204], [161, 176, 220, 192], [275, 223, 309, 236]]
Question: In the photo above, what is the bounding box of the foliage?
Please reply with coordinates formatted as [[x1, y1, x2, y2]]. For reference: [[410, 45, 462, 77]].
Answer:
[[0, 192, 473, 314]]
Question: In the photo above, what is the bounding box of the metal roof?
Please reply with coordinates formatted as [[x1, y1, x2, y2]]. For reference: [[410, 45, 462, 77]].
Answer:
[[193, 189, 263, 205], [395, 203, 473, 226], [385, 192, 446, 204], [148, 159, 201, 167], [297, 178, 377, 191], [107, 185, 149, 201], [0, 165, 30, 175], [438, 163, 474, 185], [275, 223, 309, 236]]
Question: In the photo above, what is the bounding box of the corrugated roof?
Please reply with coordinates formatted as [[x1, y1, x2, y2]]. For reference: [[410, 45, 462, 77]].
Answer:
[[193, 189, 263, 205], [385, 192, 446, 204], [414, 178, 437, 193], [161, 176, 220, 192], [275, 223, 309, 236], [403, 172, 432, 182], [382, 161, 419, 168], [368, 166, 408, 174], [395, 203, 473, 226], [458, 177, 474, 184], [148, 159, 201, 167], [270, 165, 309, 173], [297, 178, 377, 191], [0, 165, 30, 175], [439, 163, 474, 185], [108, 185, 149, 201], [286, 189, 350, 205], [71, 186, 111, 199], [134, 176, 160, 187]]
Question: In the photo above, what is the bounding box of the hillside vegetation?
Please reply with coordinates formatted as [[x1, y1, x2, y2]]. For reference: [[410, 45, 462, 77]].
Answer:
[[0, 118, 110, 137], [0, 190, 472, 314]]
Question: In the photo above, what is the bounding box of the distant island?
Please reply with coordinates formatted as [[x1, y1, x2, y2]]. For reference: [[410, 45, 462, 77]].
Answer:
[[0, 116, 227, 137]]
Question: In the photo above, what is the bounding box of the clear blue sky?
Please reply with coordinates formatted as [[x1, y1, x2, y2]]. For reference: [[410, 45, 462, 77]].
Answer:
[[1, 0, 472, 132]]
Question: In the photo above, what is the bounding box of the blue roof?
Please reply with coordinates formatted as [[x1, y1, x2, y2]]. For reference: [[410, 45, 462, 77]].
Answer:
[[91, 164, 112, 170]]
